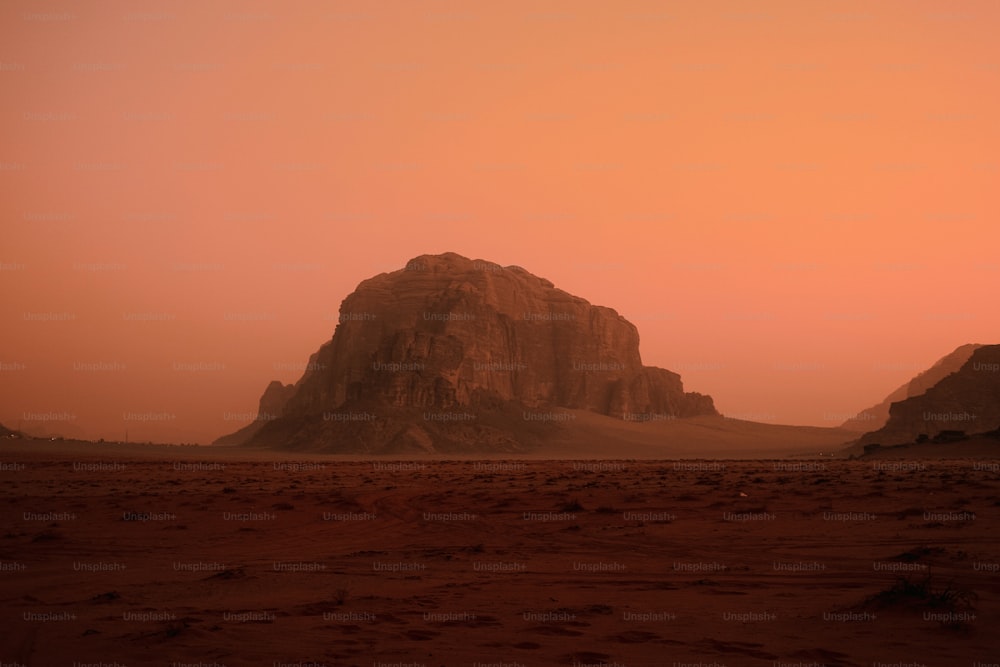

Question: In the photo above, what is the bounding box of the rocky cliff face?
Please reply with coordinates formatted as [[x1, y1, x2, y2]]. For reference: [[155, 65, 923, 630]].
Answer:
[[841, 343, 982, 431], [216, 253, 716, 452], [213, 380, 295, 446], [857, 344, 1000, 446]]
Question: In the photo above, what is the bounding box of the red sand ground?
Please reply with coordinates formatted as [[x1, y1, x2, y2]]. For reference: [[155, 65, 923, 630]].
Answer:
[[2, 444, 999, 666]]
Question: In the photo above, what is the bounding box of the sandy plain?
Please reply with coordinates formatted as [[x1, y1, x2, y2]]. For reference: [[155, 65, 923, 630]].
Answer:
[[2, 441, 999, 666]]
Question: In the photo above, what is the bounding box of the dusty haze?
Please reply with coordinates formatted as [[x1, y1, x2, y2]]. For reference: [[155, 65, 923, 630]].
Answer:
[[2, 1, 998, 443]]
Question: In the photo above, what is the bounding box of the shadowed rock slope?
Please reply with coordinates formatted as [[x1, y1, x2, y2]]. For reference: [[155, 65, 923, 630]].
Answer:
[[856, 344, 1000, 448], [841, 343, 983, 431]]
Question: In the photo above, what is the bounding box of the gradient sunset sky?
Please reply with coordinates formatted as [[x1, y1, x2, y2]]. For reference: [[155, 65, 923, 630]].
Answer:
[[2, 0, 998, 443]]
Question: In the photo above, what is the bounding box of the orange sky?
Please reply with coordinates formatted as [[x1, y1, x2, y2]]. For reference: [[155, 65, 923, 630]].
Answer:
[[2, 0, 998, 443]]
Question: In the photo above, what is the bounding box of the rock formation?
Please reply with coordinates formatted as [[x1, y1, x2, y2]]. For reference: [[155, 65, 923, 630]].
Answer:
[[840, 343, 983, 431], [857, 344, 1000, 447], [214, 380, 295, 446], [216, 252, 717, 452]]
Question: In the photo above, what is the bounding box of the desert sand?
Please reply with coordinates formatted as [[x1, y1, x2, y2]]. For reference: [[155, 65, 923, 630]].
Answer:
[[2, 441, 999, 666]]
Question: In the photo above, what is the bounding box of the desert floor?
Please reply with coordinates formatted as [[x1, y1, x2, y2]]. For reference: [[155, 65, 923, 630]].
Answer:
[[2, 445, 1000, 666]]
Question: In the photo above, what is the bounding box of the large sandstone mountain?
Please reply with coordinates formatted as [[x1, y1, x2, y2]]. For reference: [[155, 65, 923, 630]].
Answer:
[[840, 343, 983, 431], [217, 252, 717, 452], [856, 344, 1000, 447]]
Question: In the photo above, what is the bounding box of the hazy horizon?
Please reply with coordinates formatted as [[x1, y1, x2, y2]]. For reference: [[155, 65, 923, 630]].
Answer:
[[1, 248, 992, 444]]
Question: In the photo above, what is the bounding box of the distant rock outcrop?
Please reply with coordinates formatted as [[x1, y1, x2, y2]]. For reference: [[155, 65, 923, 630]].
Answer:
[[841, 343, 983, 431], [215, 252, 717, 452], [857, 344, 1000, 447], [213, 380, 295, 446]]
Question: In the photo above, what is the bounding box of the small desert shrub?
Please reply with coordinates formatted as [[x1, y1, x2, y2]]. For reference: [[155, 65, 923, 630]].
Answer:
[[892, 546, 945, 562], [866, 574, 977, 628], [560, 499, 584, 512], [334, 580, 351, 605]]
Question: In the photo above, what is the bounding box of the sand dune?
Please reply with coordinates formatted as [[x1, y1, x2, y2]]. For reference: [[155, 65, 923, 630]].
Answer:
[[544, 412, 855, 458]]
